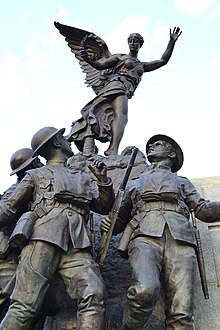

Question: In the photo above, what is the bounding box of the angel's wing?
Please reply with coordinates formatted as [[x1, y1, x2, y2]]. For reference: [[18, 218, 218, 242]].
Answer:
[[54, 22, 113, 95]]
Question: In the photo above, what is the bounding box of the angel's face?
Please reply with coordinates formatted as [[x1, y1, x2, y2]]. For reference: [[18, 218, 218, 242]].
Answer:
[[128, 36, 141, 53]]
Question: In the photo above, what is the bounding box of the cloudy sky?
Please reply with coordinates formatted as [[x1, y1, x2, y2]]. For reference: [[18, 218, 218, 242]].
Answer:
[[0, 0, 220, 191]]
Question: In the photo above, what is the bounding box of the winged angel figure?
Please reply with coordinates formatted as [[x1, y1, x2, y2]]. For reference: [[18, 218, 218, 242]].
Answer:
[[54, 22, 182, 156]]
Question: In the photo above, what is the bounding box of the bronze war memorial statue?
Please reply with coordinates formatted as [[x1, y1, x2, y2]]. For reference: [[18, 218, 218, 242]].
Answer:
[[1, 21, 220, 330], [54, 22, 182, 157]]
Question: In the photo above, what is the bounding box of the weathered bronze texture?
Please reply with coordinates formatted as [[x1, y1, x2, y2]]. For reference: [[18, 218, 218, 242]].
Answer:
[[0, 127, 114, 329], [101, 134, 220, 329], [55, 22, 182, 156]]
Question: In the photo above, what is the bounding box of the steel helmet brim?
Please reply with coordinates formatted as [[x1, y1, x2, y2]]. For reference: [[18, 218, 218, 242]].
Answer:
[[32, 127, 65, 156], [10, 155, 39, 176]]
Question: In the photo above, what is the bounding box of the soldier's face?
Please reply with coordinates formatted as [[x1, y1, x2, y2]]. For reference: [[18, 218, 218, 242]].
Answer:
[[58, 133, 74, 157], [31, 158, 44, 169], [147, 140, 170, 160]]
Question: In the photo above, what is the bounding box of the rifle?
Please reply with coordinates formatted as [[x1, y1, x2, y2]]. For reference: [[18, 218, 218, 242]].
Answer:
[[97, 147, 138, 267], [191, 210, 209, 299], [89, 213, 96, 259]]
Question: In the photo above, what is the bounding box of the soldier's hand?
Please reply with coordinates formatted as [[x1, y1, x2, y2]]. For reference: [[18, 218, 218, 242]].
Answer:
[[101, 217, 111, 233], [88, 160, 108, 183]]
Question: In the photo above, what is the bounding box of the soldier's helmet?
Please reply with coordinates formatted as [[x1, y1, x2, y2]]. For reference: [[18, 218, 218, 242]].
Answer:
[[31, 126, 65, 156], [146, 134, 183, 173], [10, 148, 38, 176]]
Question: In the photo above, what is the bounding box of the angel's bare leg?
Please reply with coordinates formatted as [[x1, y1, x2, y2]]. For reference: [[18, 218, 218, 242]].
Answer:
[[104, 95, 128, 156]]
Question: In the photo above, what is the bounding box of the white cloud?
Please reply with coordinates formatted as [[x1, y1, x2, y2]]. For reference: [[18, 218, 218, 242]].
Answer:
[[26, 41, 48, 75], [146, 23, 172, 56], [47, 23, 64, 48], [204, 3, 220, 21], [56, 7, 71, 22], [47, 7, 71, 47], [208, 56, 220, 76], [151, 24, 169, 44], [0, 55, 30, 190], [173, 0, 214, 17], [105, 16, 149, 54], [0, 54, 30, 107]]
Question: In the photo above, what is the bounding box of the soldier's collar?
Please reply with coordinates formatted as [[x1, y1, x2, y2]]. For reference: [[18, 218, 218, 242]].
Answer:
[[151, 164, 172, 171], [46, 160, 66, 166]]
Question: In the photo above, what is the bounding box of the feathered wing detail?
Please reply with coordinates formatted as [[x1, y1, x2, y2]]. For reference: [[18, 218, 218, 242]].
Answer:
[[54, 22, 113, 95]]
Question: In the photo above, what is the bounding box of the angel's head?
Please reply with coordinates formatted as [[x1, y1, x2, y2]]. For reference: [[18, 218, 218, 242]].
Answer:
[[127, 33, 144, 48]]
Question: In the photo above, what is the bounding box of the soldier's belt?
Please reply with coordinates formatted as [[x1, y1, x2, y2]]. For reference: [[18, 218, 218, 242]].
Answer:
[[54, 201, 88, 216], [143, 201, 189, 217]]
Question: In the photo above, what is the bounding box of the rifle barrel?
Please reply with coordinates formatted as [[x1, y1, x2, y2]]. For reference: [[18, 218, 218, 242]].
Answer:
[[97, 147, 138, 266], [191, 210, 209, 299]]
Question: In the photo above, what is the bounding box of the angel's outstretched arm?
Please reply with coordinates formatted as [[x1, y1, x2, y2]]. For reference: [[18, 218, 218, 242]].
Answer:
[[142, 27, 182, 72], [80, 47, 119, 70]]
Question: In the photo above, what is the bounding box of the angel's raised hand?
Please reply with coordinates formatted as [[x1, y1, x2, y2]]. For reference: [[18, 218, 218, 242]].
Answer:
[[170, 27, 182, 41]]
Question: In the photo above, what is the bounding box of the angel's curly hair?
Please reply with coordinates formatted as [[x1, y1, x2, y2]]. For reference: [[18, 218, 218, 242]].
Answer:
[[128, 33, 144, 48]]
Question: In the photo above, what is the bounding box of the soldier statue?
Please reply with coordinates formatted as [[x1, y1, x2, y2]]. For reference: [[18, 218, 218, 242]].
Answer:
[[102, 134, 220, 330], [0, 127, 114, 330], [0, 148, 43, 321]]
